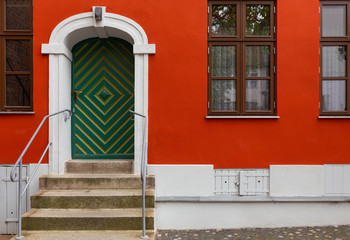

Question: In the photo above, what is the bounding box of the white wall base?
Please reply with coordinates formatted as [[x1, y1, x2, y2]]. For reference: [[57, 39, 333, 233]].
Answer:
[[270, 165, 324, 197], [155, 201, 350, 230], [27, 164, 49, 197], [325, 164, 350, 195], [148, 165, 214, 197], [0, 164, 48, 234]]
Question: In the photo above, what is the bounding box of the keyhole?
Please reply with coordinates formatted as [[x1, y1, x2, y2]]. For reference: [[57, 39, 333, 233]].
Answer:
[[224, 181, 227, 183], [258, 180, 261, 183], [11, 212, 13, 214]]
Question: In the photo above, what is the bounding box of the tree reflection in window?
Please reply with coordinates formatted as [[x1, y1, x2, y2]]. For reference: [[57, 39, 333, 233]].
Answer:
[[246, 5, 270, 36], [212, 4, 237, 36]]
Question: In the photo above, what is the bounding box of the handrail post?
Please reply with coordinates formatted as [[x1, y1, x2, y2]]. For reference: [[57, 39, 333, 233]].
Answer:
[[129, 110, 149, 239], [16, 160, 24, 240], [10, 109, 71, 240], [141, 116, 148, 239]]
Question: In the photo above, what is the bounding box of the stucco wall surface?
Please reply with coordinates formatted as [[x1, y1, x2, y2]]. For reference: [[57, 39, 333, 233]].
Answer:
[[1, 0, 349, 168]]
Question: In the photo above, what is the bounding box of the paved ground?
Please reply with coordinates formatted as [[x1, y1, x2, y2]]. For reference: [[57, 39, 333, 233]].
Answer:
[[156, 225, 350, 240], [0, 235, 13, 240], [4, 231, 153, 240], [3, 226, 350, 240]]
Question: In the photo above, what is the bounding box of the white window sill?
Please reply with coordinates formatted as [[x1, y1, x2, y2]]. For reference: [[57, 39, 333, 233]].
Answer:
[[318, 116, 350, 119], [0, 112, 35, 115], [206, 116, 280, 119]]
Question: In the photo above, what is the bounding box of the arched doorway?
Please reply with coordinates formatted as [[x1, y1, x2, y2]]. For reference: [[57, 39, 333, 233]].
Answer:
[[42, 7, 155, 174]]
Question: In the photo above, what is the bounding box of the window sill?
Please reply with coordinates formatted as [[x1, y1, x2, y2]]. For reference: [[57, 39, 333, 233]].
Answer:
[[318, 116, 350, 119], [206, 116, 280, 119], [0, 112, 35, 115]]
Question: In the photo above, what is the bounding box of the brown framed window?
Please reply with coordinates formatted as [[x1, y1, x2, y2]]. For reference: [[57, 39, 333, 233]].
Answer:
[[208, 0, 275, 116], [0, 0, 32, 112], [320, 1, 350, 115]]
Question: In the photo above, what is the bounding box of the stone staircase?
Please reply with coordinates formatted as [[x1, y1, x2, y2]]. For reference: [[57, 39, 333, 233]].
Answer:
[[18, 160, 155, 239]]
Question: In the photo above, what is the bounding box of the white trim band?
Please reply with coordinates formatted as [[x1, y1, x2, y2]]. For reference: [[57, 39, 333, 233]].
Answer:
[[157, 196, 350, 202]]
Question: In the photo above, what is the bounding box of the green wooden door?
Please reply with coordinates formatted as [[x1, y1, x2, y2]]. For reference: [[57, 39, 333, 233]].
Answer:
[[71, 38, 134, 159]]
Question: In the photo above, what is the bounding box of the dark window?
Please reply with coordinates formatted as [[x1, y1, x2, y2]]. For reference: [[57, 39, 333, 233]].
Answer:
[[208, 1, 275, 116], [320, 1, 350, 115], [1, 0, 32, 111]]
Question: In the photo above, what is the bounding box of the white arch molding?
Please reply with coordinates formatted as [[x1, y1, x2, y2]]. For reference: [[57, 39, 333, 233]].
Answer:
[[42, 7, 155, 174]]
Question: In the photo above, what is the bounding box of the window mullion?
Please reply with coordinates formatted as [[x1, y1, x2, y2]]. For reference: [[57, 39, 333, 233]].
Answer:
[[348, 2, 350, 40], [347, 3, 350, 114], [0, 0, 3, 34], [238, 1, 242, 41], [241, 42, 245, 115], [270, 42, 274, 113], [347, 42, 350, 113], [0, 36, 3, 111]]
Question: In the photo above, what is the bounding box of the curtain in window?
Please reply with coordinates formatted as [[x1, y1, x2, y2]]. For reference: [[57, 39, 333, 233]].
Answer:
[[245, 46, 270, 110], [322, 5, 346, 37], [323, 80, 346, 111], [212, 46, 236, 77], [211, 46, 236, 111], [212, 80, 236, 111], [246, 80, 269, 110], [322, 46, 346, 111]]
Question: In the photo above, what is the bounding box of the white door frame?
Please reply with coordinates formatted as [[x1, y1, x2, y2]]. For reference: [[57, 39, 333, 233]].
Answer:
[[41, 7, 155, 174]]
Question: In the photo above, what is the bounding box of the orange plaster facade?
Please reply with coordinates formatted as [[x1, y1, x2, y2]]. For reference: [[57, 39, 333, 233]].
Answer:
[[1, 0, 347, 168]]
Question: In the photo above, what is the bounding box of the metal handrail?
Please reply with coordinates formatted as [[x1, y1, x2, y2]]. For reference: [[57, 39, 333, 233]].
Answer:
[[129, 110, 148, 239], [10, 109, 71, 240]]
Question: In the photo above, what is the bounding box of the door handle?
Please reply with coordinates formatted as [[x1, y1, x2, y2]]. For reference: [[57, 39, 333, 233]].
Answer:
[[73, 90, 82, 103]]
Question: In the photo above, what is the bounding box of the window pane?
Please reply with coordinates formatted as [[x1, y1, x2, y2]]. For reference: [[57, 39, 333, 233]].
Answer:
[[6, 40, 31, 71], [322, 5, 347, 37], [246, 80, 270, 111], [6, 75, 30, 106], [246, 5, 271, 36], [212, 46, 236, 77], [6, 0, 31, 30], [212, 80, 236, 111], [246, 46, 270, 77], [322, 46, 346, 77], [322, 80, 346, 111], [212, 5, 237, 36]]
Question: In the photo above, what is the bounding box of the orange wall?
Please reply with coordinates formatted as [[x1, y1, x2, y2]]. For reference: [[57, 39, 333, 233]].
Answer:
[[1, 0, 349, 168]]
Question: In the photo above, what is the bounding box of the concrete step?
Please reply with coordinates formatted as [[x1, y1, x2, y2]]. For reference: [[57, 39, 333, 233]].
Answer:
[[11, 231, 155, 240], [31, 189, 155, 209], [12, 231, 154, 240], [39, 174, 155, 190], [65, 160, 133, 174], [22, 209, 154, 231]]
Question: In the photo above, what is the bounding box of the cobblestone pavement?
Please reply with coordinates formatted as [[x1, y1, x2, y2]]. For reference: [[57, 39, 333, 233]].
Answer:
[[156, 225, 350, 240], [0, 235, 13, 240]]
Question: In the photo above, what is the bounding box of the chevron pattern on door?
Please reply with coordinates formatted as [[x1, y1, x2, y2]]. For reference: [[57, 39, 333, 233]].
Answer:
[[71, 38, 134, 159]]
